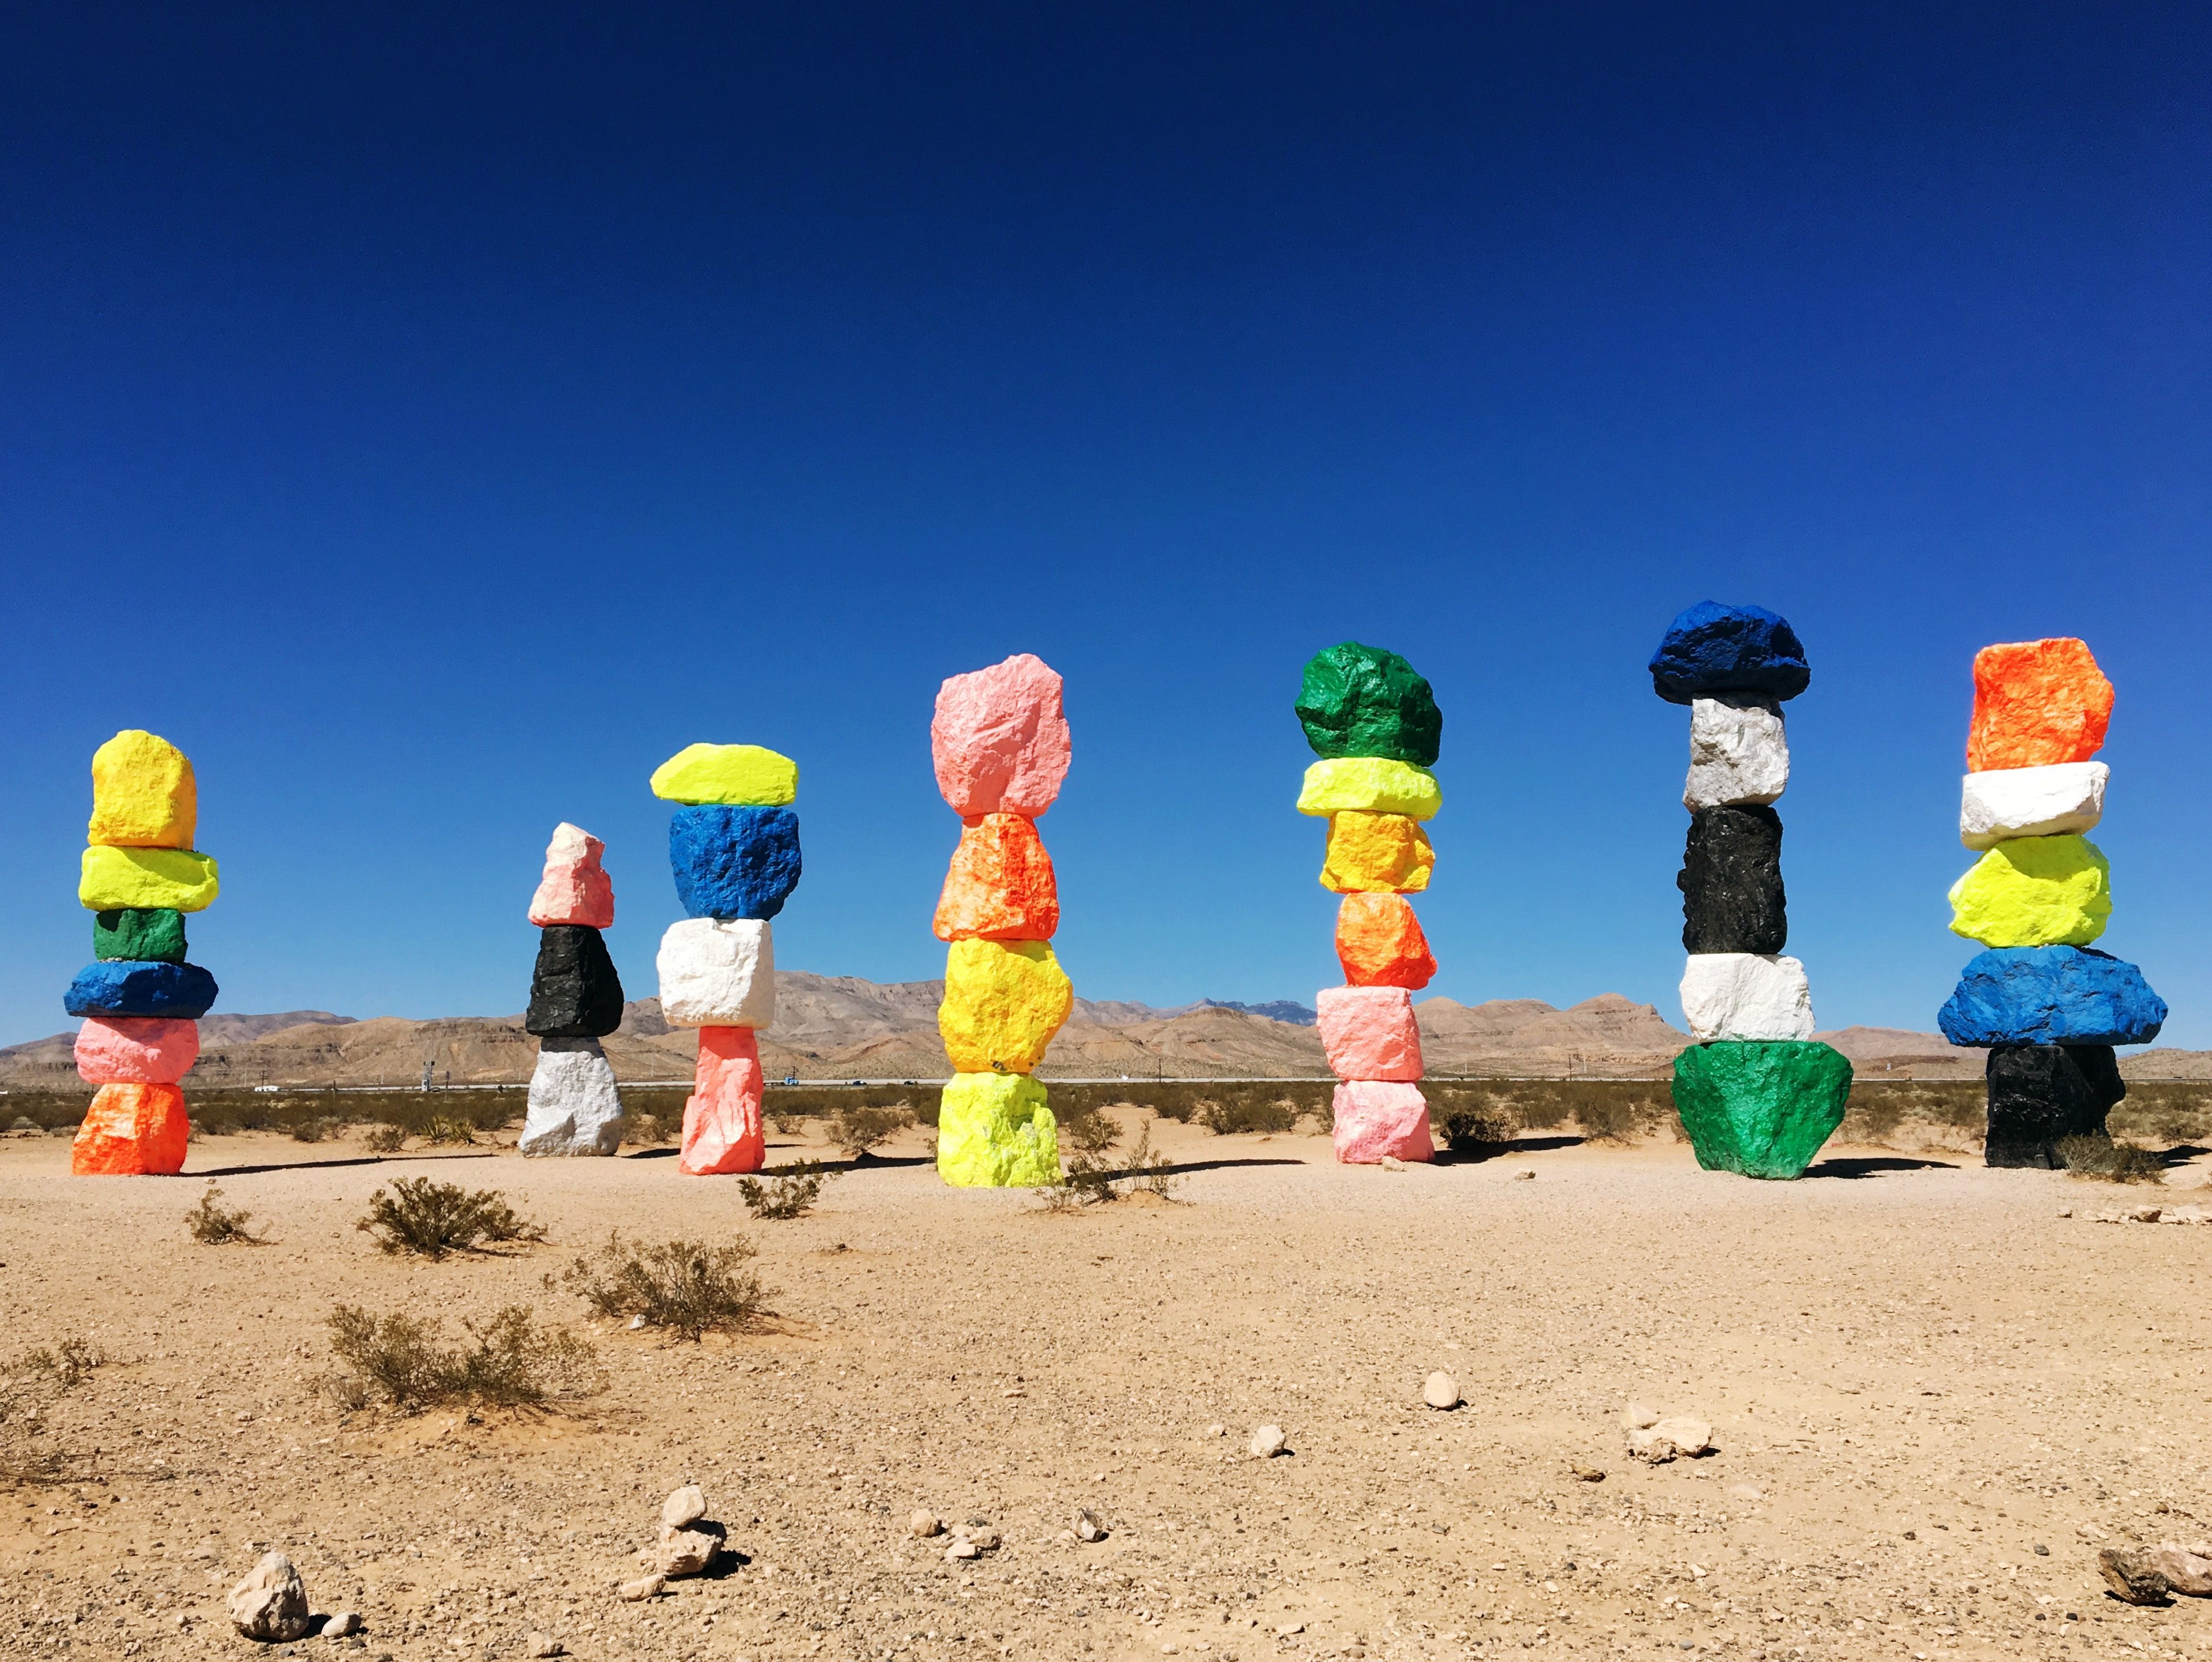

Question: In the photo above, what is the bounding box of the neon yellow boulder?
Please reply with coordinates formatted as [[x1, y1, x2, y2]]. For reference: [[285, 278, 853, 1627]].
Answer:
[[1948, 833, 2111, 948], [1297, 757, 1440, 820], [938, 938, 1072, 1073], [88, 730, 196, 848], [80, 846, 219, 913], [937, 1072, 1060, 1187], [649, 744, 799, 806]]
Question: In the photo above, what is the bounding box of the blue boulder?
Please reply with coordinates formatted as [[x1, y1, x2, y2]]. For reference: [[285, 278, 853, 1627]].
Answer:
[[1938, 946, 2166, 1047], [64, 960, 219, 1020], [1649, 601, 1811, 705], [669, 806, 802, 921]]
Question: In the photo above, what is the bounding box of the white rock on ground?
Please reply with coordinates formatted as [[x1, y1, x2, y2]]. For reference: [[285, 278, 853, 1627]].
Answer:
[[656, 918, 775, 1028], [1249, 1424, 1287, 1457], [1684, 697, 1789, 809], [1959, 761, 2108, 849], [1626, 1415, 1715, 1463], [909, 1510, 942, 1539], [1423, 1371, 1461, 1410], [322, 1612, 362, 1637], [661, 1485, 708, 1529], [1679, 953, 1814, 1042], [228, 1551, 311, 1642], [2147, 1543, 2212, 1597], [518, 1040, 626, 1157]]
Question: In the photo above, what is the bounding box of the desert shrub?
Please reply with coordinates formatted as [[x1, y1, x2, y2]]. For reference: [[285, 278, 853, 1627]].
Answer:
[[416, 1114, 478, 1147], [1124, 1122, 1184, 1200], [357, 1178, 546, 1259], [363, 1122, 406, 1154], [326, 1304, 598, 1409], [185, 1182, 266, 1245], [830, 1103, 914, 1158], [1575, 1091, 1663, 1144], [1, 1338, 106, 1482], [2058, 1135, 2165, 1184], [561, 1234, 768, 1339], [767, 1109, 808, 1137], [1196, 1089, 1299, 1136], [628, 1111, 680, 1146], [737, 1162, 839, 1220], [1432, 1101, 1519, 1157]]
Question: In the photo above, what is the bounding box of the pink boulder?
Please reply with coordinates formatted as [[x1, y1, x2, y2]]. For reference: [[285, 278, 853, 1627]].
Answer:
[[74, 1016, 200, 1085], [1315, 986, 1424, 1082], [1332, 1080, 1434, 1164], [680, 1026, 765, 1175], [529, 822, 615, 928], [930, 654, 1072, 818]]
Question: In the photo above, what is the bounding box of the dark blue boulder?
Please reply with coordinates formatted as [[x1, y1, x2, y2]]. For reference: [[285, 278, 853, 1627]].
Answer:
[[669, 806, 802, 921], [64, 960, 219, 1020], [1649, 601, 1811, 705], [1939, 947, 2166, 1047]]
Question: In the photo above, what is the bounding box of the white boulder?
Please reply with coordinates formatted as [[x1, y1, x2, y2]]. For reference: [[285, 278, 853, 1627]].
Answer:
[[657, 918, 774, 1028], [1679, 953, 1814, 1041], [228, 1552, 312, 1642], [519, 1039, 626, 1156], [1960, 761, 2107, 849], [1683, 697, 1789, 809]]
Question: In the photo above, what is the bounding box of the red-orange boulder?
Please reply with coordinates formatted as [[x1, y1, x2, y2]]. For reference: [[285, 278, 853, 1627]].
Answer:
[[1335, 894, 1436, 989], [72, 1082, 188, 1175], [1967, 638, 2115, 771], [933, 814, 1059, 942], [680, 1026, 765, 1175]]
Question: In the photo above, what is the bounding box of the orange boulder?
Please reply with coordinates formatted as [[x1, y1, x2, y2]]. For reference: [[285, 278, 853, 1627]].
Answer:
[[680, 1026, 766, 1176], [933, 813, 1059, 942], [1335, 894, 1437, 989], [1967, 638, 2114, 771], [71, 1082, 188, 1175]]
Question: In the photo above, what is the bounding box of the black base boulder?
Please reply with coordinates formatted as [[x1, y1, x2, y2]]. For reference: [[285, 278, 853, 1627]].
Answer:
[[1679, 804, 1786, 955], [527, 925, 625, 1039], [1984, 1042, 2125, 1168]]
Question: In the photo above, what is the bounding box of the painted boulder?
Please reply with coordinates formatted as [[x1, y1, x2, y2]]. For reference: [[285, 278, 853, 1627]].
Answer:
[[930, 654, 1072, 819], [669, 806, 803, 921]]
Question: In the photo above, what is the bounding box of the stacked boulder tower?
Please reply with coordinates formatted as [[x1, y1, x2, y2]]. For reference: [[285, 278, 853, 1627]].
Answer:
[[1295, 643, 1443, 1165], [930, 653, 1073, 1188], [652, 744, 802, 1176], [1650, 603, 1853, 1179], [1938, 638, 2161, 1166], [518, 823, 626, 1157], [68, 730, 219, 1175]]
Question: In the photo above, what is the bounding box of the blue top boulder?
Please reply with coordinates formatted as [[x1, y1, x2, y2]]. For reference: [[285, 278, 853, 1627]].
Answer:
[[1938, 945, 2166, 1047], [64, 960, 219, 1020], [669, 805, 803, 921], [1649, 602, 1811, 705]]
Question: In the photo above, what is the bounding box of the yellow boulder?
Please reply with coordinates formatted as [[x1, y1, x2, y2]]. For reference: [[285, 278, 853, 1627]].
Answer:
[[936, 1072, 1060, 1187], [1297, 757, 1440, 820], [1321, 812, 1434, 894], [87, 730, 196, 848], [1948, 834, 2111, 948], [938, 938, 1072, 1074], [649, 744, 798, 806], [80, 846, 219, 914]]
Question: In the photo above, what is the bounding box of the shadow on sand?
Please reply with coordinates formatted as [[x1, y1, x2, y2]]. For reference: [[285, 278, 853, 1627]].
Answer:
[[183, 1151, 500, 1180], [1802, 1154, 1959, 1180]]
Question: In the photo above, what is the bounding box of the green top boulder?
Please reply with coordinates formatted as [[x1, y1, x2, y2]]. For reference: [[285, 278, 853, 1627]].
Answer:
[[1295, 642, 1442, 766]]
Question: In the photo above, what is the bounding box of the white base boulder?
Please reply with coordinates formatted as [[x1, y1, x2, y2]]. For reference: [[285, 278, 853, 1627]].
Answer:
[[519, 1039, 626, 1156], [1960, 761, 2107, 849], [657, 918, 774, 1028], [1679, 953, 1814, 1041], [1684, 697, 1789, 809]]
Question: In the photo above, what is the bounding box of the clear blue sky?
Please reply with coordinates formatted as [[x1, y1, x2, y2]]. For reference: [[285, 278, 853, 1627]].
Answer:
[[4, 5, 2208, 1048]]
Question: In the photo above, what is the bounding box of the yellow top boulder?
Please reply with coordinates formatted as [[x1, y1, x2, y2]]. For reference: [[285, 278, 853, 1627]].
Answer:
[[938, 938, 1073, 1075], [649, 744, 798, 806], [1948, 833, 2111, 948], [80, 846, 220, 913], [1297, 757, 1440, 820], [88, 730, 196, 848]]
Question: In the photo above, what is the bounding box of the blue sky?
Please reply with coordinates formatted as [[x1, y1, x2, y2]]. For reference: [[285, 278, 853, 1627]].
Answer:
[[3, 4, 2208, 1047]]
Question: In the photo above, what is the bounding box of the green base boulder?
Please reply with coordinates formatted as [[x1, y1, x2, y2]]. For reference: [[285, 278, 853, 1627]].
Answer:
[[94, 908, 187, 964], [1670, 1040, 1852, 1179], [937, 1072, 1060, 1188]]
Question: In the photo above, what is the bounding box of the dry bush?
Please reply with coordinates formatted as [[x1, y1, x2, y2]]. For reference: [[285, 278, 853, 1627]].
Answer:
[[737, 1162, 839, 1220], [1, 1338, 106, 1483], [185, 1182, 266, 1245], [2058, 1135, 2165, 1185], [1123, 1122, 1185, 1200], [629, 1111, 680, 1145], [561, 1234, 768, 1339], [1574, 1091, 1664, 1144], [417, 1114, 478, 1147], [363, 1122, 406, 1154], [1430, 1098, 1519, 1158], [357, 1178, 546, 1259], [1040, 1109, 1123, 1210], [326, 1305, 599, 1410], [288, 1116, 340, 1144], [1196, 1090, 1299, 1137], [829, 1103, 914, 1158]]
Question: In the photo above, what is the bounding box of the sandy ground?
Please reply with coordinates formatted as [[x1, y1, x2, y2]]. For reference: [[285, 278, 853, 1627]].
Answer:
[[3, 1114, 2210, 1662]]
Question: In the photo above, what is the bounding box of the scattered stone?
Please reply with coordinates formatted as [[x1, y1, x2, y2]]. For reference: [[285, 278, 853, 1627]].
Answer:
[[92, 905, 186, 964], [73, 1014, 201, 1085], [1514, 1168, 1535, 1180], [1984, 1043, 2125, 1167], [1249, 1424, 1287, 1458], [1333, 892, 1437, 989], [910, 1511, 943, 1539], [1321, 811, 1434, 894], [934, 813, 1059, 942], [88, 728, 199, 848], [2146, 1543, 2212, 1597], [1678, 952, 1814, 1042], [662, 1486, 708, 1529], [653, 1520, 725, 1577], [1379, 1154, 1406, 1171], [229, 1551, 313, 1642], [1960, 760, 2107, 849], [1423, 1371, 1461, 1410], [1330, 1080, 1432, 1164], [2098, 1548, 2171, 1606], [1669, 1040, 1852, 1180], [321, 1612, 362, 1637], [525, 925, 625, 1038], [931, 653, 1072, 818], [1678, 804, 1786, 954], [1571, 1464, 1606, 1482], [946, 1539, 980, 1561], [1074, 1508, 1107, 1543], [1626, 1416, 1715, 1464], [63, 959, 219, 1020], [657, 918, 776, 1028], [1939, 945, 2164, 1047], [669, 804, 804, 921], [1297, 756, 1442, 820], [1648, 601, 1810, 705], [1275, 1620, 1307, 1636], [616, 1575, 665, 1602], [1684, 695, 1789, 809], [1727, 1484, 1764, 1500], [518, 1039, 625, 1157], [77, 843, 220, 913], [649, 743, 799, 807], [526, 1636, 566, 1659], [528, 823, 616, 928], [936, 1070, 1060, 1188], [1315, 985, 1425, 1082], [1967, 638, 2113, 772], [937, 938, 1074, 1075]]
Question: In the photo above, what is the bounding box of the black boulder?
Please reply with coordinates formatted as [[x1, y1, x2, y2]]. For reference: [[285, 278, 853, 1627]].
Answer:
[[527, 925, 625, 1039], [1678, 804, 1786, 954], [1984, 1042, 2125, 1168]]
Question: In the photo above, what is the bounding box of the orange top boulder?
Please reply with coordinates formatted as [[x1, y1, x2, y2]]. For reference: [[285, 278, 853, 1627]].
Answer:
[[1967, 638, 2114, 772]]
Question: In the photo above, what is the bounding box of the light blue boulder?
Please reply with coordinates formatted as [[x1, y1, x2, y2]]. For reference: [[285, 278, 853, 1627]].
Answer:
[[1938, 946, 2165, 1047]]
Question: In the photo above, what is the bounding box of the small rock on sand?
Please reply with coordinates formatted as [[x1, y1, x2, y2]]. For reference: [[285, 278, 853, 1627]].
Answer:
[[1423, 1371, 1461, 1410], [228, 1552, 312, 1643], [910, 1510, 943, 1539], [661, 1485, 708, 1529], [2099, 1548, 2172, 1605], [1075, 1507, 1107, 1543], [2147, 1543, 2212, 1597], [527, 1636, 567, 1658], [1249, 1424, 1287, 1458], [1626, 1415, 1715, 1463], [617, 1574, 665, 1602], [321, 1611, 363, 1637]]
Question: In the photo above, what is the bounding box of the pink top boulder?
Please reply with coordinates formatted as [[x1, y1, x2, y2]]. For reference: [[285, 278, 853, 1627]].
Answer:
[[529, 822, 615, 928], [931, 653, 1072, 819], [76, 1016, 201, 1086], [1315, 985, 1425, 1082]]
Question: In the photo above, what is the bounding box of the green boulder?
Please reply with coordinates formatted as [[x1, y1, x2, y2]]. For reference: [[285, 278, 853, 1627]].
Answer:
[[1296, 642, 1442, 766], [1670, 1040, 1852, 1179], [93, 908, 187, 964]]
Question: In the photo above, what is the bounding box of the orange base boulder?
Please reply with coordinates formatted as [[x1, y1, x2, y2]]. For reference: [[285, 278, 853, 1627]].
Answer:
[[72, 1082, 188, 1175], [680, 1026, 765, 1175]]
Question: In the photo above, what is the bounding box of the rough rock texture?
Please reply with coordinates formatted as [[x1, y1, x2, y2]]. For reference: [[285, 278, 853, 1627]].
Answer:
[[656, 918, 775, 1028], [1678, 805, 1786, 955], [931, 653, 1072, 819], [1967, 637, 2115, 772], [653, 1520, 726, 1577], [1678, 954, 1814, 1043], [1958, 760, 2107, 849], [93, 906, 185, 964], [938, 938, 1074, 1075], [78, 845, 219, 913], [1626, 1416, 1716, 1463], [1334, 893, 1436, 988], [1669, 1040, 1852, 1180], [937, 1071, 1059, 1187], [1331, 1080, 1434, 1164], [2144, 1545, 2212, 1598], [518, 1039, 625, 1157], [1649, 601, 1810, 705], [934, 813, 1059, 941], [649, 743, 799, 807], [87, 728, 197, 848], [73, 1016, 201, 1085], [1938, 945, 2165, 1047], [1321, 812, 1433, 894], [526, 925, 625, 1039], [1947, 833, 2111, 948], [1294, 641, 1442, 766], [1314, 986, 1425, 1082], [1984, 1042, 2125, 1168], [1683, 696, 1789, 809], [228, 1551, 311, 1642], [680, 1026, 765, 1175], [1296, 757, 1442, 820], [528, 822, 615, 928], [64, 960, 218, 1021], [2099, 1549, 2175, 1607], [71, 1082, 189, 1175], [669, 805, 803, 921]]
